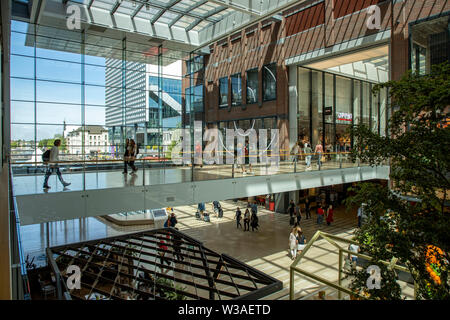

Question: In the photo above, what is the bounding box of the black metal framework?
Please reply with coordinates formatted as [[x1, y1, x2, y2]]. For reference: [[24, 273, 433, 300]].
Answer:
[[47, 228, 282, 300]]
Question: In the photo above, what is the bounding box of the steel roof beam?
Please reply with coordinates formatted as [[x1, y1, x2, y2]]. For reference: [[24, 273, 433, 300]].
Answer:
[[207, 0, 260, 16], [110, 0, 122, 15], [88, 0, 95, 10], [186, 6, 227, 32], [126, 0, 217, 24]]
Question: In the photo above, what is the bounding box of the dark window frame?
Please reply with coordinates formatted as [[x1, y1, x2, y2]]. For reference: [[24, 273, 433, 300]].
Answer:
[[246, 68, 259, 105], [230, 72, 243, 107], [262, 63, 277, 102], [219, 76, 229, 108]]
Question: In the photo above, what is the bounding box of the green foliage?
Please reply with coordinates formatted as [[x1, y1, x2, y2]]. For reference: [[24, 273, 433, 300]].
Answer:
[[165, 139, 178, 159], [346, 63, 450, 300], [155, 277, 187, 300], [38, 134, 67, 151]]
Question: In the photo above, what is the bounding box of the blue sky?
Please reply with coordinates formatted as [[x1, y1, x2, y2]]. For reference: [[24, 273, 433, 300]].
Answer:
[[10, 20, 183, 141]]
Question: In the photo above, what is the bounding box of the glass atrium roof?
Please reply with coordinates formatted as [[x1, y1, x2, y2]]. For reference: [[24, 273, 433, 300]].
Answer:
[[74, 0, 257, 32], [13, 0, 303, 50]]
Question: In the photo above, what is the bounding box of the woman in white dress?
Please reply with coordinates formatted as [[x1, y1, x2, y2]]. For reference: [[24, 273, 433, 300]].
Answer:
[[289, 227, 298, 260]]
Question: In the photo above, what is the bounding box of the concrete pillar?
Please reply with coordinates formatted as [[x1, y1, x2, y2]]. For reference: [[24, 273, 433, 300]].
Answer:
[[0, 0, 12, 299], [288, 66, 298, 150], [274, 192, 289, 213], [311, 72, 320, 147]]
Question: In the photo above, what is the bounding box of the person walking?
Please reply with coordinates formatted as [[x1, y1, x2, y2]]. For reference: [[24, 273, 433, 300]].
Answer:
[[42, 139, 71, 189], [357, 205, 364, 228], [235, 207, 242, 229], [172, 228, 184, 261], [296, 203, 302, 226], [305, 197, 311, 219], [304, 142, 313, 170], [289, 227, 298, 260], [317, 204, 324, 225], [326, 204, 334, 226], [315, 143, 323, 168], [212, 200, 221, 218], [251, 200, 258, 217], [250, 211, 259, 231], [198, 202, 206, 218], [122, 138, 130, 174], [291, 142, 300, 164], [157, 236, 171, 267], [296, 227, 306, 254], [288, 200, 296, 226], [124, 139, 138, 174], [169, 212, 178, 228], [245, 141, 253, 174], [243, 208, 250, 231]]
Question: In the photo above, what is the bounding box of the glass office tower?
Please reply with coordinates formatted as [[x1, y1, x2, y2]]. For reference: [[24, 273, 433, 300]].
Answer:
[[9, 20, 202, 163]]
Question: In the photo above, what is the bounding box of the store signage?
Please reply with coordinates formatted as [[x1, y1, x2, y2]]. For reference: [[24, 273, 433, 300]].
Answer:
[[337, 112, 353, 122], [325, 106, 333, 115]]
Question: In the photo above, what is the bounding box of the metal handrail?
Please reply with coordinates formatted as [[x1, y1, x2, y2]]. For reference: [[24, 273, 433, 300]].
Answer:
[[9, 151, 354, 166], [8, 160, 31, 300], [289, 230, 415, 300]]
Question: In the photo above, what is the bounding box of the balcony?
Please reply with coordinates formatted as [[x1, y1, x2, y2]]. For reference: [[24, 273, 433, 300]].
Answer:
[[11, 153, 389, 225]]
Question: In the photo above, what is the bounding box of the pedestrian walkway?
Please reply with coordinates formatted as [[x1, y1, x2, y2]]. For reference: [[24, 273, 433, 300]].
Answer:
[[21, 199, 414, 299]]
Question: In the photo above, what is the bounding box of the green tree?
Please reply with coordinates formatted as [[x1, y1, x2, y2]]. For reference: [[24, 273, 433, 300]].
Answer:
[[345, 63, 450, 299], [38, 134, 67, 151]]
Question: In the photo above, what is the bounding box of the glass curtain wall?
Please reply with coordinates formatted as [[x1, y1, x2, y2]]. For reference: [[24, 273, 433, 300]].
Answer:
[[297, 67, 387, 153], [10, 20, 187, 167]]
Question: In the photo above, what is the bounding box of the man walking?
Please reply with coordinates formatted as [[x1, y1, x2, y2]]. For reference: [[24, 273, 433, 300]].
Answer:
[[43, 139, 71, 189], [235, 207, 242, 229], [317, 204, 325, 225]]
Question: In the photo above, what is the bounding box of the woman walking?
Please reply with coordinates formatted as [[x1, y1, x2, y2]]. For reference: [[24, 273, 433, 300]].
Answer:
[[124, 139, 138, 174], [289, 227, 298, 260], [315, 143, 323, 168], [296, 227, 306, 254], [326, 204, 334, 226], [243, 208, 250, 231]]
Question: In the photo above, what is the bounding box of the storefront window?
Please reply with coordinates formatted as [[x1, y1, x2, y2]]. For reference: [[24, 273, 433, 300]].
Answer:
[[219, 77, 228, 108], [380, 87, 388, 137], [231, 73, 242, 106], [246, 69, 258, 104], [371, 90, 379, 134], [311, 70, 323, 147], [353, 80, 361, 125], [362, 82, 371, 126], [263, 63, 276, 101], [298, 67, 310, 143], [335, 76, 352, 151], [410, 14, 450, 75]]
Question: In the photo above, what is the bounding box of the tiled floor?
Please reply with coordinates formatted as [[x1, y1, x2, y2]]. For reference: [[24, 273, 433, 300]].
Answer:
[[12, 160, 360, 195], [21, 199, 414, 300]]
